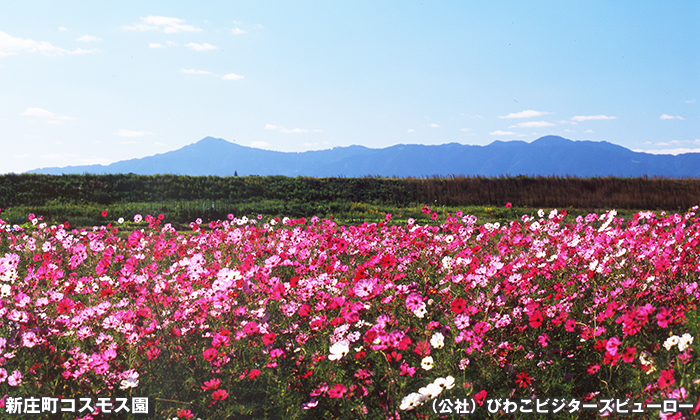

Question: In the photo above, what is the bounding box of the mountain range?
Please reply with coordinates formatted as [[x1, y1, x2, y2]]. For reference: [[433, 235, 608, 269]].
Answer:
[[27, 135, 700, 178]]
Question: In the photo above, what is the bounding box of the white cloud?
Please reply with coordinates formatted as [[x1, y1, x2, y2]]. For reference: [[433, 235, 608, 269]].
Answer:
[[251, 141, 270, 148], [489, 130, 519, 136], [181, 69, 213, 75], [571, 115, 617, 121], [407, 129, 416, 133], [633, 148, 700, 156], [77, 35, 101, 42], [232, 27, 247, 35], [117, 129, 154, 137], [686, 99, 697, 104], [22, 107, 75, 123], [186, 42, 216, 51], [150, 41, 175, 48], [499, 110, 548, 119], [660, 114, 684, 120], [510, 121, 555, 128], [58, 26, 68, 32], [429, 123, 440, 128], [124, 16, 202, 34], [0, 31, 97, 56], [265, 124, 310, 134], [13, 153, 30, 159], [584, 129, 594, 133], [281, 128, 308, 134], [222, 73, 244, 80]]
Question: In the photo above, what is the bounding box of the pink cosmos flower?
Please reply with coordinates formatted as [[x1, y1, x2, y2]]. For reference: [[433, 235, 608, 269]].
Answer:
[[605, 336, 621, 356], [7, 371, 22, 387], [405, 293, 423, 311], [301, 398, 318, 409], [310, 383, 328, 397], [564, 319, 577, 332], [22, 332, 37, 348], [328, 383, 347, 398], [656, 308, 672, 328], [473, 321, 490, 336], [354, 278, 376, 298], [399, 362, 416, 377]]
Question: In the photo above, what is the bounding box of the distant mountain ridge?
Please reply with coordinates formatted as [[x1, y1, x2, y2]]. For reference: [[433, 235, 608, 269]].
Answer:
[[26, 136, 700, 178]]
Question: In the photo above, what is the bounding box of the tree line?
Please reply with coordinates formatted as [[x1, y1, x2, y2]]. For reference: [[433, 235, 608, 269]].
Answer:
[[1, 173, 699, 211]]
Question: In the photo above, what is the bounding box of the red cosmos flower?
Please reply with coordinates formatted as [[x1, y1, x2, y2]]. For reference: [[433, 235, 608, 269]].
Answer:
[[56, 298, 75, 314], [658, 369, 675, 389], [248, 369, 261, 380], [101, 210, 108, 217], [328, 383, 347, 398], [474, 390, 488, 406], [587, 364, 600, 375], [202, 347, 218, 362], [515, 371, 532, 388], [431, 212, 439, 220], [262, 332, 277, 345], [211, 389, 228, 401], [528, 310, 543, 328], [451, 297, 466, 314], [422, 205, 430, 214], [506, 202, 512, 209], [146, 346, 161, 360], [201, 378, 220, 391], [413, 341, 430, 357], [176, 409, 194, 419], [621, 347, 636, 363]]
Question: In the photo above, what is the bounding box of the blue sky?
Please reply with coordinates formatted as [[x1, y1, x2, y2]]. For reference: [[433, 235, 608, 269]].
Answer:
[[1, 1, 698, 174]]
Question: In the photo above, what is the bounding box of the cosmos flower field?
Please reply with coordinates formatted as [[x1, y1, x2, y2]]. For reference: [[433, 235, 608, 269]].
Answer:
[[0, 206, 699, 419]]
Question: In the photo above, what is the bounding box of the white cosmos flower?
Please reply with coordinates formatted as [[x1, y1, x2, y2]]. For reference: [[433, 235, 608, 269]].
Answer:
[[679, 333, 694, 352], [328, 341, 350, 361], [418, 382, 442, 399], [430, 332, 445, 349], [421, 356, 434, 371], [118, 217, 124, 224], [399, 392, 426, 411], [664, 336, 680, 351], [120, 377, 139, 389], [413, 303, 427, 318]]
